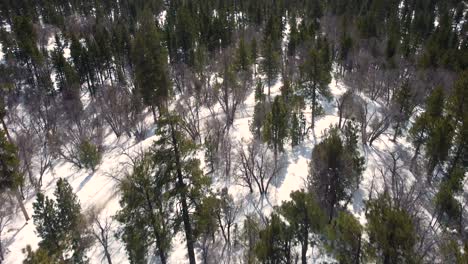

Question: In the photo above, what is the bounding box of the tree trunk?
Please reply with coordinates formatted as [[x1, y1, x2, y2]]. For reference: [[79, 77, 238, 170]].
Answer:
[[355, 233, 362, 264], [15, 189, 29, 221], [301, 233, 308, 264], [311, 85, 316, 129], [144, 189, 167, 264], [151, 106, 158, 125], [170, 123, 197, 264], [104, 247, 112, 264]]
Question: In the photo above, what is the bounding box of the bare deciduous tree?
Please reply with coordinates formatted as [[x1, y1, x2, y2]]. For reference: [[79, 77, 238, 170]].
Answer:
[[96, 84, 134, 138], [235, 140, 280, 198], [88, 208, 114, 264]]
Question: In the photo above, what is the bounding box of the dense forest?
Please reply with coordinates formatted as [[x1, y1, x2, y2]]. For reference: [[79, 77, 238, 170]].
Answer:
[[0, 0, 467, 263]]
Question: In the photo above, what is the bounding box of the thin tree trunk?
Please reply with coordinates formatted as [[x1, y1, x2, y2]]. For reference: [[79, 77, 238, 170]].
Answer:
[[144, 188, 167, 264], [311, 84, 316, 129], [301, 233, 308, 264], [170, 123, 197, 264], [15, 190, 29, 221]]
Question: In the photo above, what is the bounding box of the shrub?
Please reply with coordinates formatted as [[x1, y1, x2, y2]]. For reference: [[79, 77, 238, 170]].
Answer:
[[78, 139, 102, 171]]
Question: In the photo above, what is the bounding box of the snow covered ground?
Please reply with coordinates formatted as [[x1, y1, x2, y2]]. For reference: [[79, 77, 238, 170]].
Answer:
[[2, 18, 421, 264]]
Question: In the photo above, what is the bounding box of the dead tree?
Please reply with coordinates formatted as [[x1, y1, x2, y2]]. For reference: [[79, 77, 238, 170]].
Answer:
[[336, 90, 354, 129], [215, 188, 242, 256], [367, 108, 391, 146], [236, 140, 280, 198], [96, 84, 134, 138], [89, 209, 114, 264]]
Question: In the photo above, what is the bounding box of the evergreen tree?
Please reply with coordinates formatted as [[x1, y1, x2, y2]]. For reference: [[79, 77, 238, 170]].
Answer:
[[300, 45, 332, 129], [263, 95, 288, 159], [22, 245, 59, 264], [133, 11, 171, 121], [153, 115, 210, 264], [236, 37, 252, 72], [425, 117, 453, 176], [32, 178, 89, 263], [241, 214, 260, 263], [447, 71, 468, 173], [391, 81, 414, 141], [409, 86, 445, 171], [260, 34, 280, 98], [116, 152, 172, 264], [327, 211, 363, 264], [309, 127, 364, 222], [440, 238, 468, 264], [290, 111, 306, 147], [255, 213, 293, 263], [366, 193, 417, 264], [278, 190, 326, 264], [0, 128, 28, 221], [250, 80, 268, 139]]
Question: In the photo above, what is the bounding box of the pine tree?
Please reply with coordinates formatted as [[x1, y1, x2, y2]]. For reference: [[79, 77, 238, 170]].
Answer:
[[327, 211, 363, 264], [300, 44, 332, 129], [366, 193, 417, 264], [153, 115, 210, 264], [426, 117, 453, 176], [255, 214, 293, 263], [133, 11, 171, 121], [309, 127, 364, 222], [0, 128, 28, 221], [116, 152, 172, 264], [391, 81, 414, 141], [408, 86, 445, 169], [22, 245, 59, 264], [447, 71, 468, 173], [32, 178, 89, 263], [260, 35, 280, 98], [290, 111, 306, 147], [278, 190, 326, 264], [263, 95, 288, 159], [236, 37, 252, 72]]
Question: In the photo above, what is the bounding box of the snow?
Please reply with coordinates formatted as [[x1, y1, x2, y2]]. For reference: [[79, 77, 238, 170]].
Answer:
[[3, 15, 430, 264], [0, 43, 4, 62]]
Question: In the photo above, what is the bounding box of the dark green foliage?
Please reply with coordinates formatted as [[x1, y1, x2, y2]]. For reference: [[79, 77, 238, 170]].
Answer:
[[242, 215, 260, 263], [133, 11, 171, 114], [366, 193, 417, 264], [153, 115, 210, 264], [391, 81, 414, 141], [300, 43, 332, 128], [263, 96, 288, 157], [327, 211, 363, 264], [236, 37, 252, 72], [434, 181, 461, 227], [434, 167, 465, 228], [290, 111, 306, 147], [251, 82, 268, 139], [408, 86, 452, 178], [255, 214, 293, 263], [440, 238, 468, 264], [278, 190, 326, 264], [0, 130, 22, 190], [22, 245, 61, 264], [78, 139, 102, 172], [309, 127, 364, 222], [32, 178, 89, 263], [260, 38, 280, 95], [426, 117, 453, 174], [116, 152, 172, 264]]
